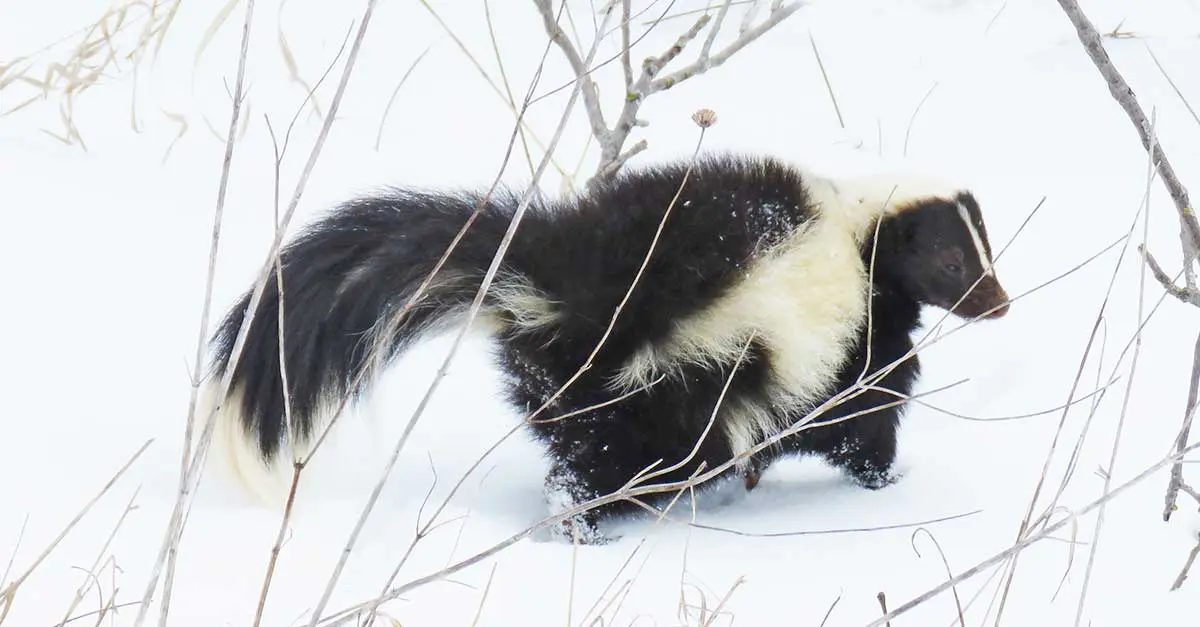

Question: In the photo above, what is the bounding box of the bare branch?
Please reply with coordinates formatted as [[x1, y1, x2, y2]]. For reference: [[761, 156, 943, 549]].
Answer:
[[533, 0, 609, 141], [533, 0, 802, 183], [1171, 533, 1200, 591], [619, 0, 633, 91], [1164, 329, 1200, 521], [1139, 244, 1200, 306], [649, 3, 799, 92], [1054, 0, 1200, 291]]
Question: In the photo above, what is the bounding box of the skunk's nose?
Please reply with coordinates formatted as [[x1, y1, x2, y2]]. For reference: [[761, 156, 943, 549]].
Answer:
[[984, 283, 1010, 318], [986, 300, 1010, 319]]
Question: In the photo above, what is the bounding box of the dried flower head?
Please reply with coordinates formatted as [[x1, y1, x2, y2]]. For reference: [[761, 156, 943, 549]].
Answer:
[[692, 108, 717, 128]]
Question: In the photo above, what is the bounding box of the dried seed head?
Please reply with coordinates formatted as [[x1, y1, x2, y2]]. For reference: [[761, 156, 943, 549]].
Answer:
[[692, 108, 717, 128]]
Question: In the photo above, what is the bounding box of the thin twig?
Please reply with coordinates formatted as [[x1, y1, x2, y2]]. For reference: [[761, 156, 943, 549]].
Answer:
[[469, 563, 498, 627], [817, 590, 842, 627], [911, 528, 964, 627], [0, 515, 28, 597], [1170, 532, 1200, 591], [1053, 0, 1200, 290], [156, 1, 255, 624], [809, 31, 843, 129], [0, 439, 151, 620], [866, 439, 1200, 626], [322, 281, 1099, 627], [1164, 330, 1200, 520], [306, 5, 617, 625], [57, 487, 141, 627], [324, 134, 1116, 627], [534, 0, 800, 182], [134, 0, 377, 623], [416, 0, 571, 181], [684, 508, 982, 539], [374, 45, 431, 151], [483, 0, 537, 179], [1073, 109, 1159, 626], [990, 177, 1149, 624]]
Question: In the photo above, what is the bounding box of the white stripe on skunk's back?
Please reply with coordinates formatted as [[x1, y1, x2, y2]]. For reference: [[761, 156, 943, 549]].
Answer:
[[609, 170, 965, 462]]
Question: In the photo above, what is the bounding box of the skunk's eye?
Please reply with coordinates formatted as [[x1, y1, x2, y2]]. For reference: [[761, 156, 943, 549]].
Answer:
[[944, 262, 962, 274]]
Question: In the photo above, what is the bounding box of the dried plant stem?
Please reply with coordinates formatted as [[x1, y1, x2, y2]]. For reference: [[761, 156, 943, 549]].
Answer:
[[56, 488, 141, 627], [809, 31, 843, 129], [1165, 332, 1200, 519], [1051, 1, 1200, 591], [0, 439, 151, 625], [1072, 112, 1160, 626], [135, 0, 379, 624], [318, 378, 962, 627], [866, 439, 1200, 626], [911, 528, 964, 627], [1171, 532, 1200, 591], [135, 1, 255, 624], [1052, 0, 1198, 270], [990, 179, 1149, 624], [416, 0, 571, 182], [374, 46, 431, 151], [681, 508, 981, 539], [252, 463, 301, 627], [534, 0, 801, 182], [312, 226, 1124, 627], [306, 5, 617, 625]]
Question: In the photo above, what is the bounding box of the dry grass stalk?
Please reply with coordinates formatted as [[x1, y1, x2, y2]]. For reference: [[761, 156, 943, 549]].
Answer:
[[307, 5, 618, 625], [1070, 112, 1161, 624], [313, 216, 1127, 626], [135, 0, 383, 623], [0, 0, 184, 142], [1053, 0, 1200, 282], [0, 439, 151, 626], [534, 0, 802, 183], [867, 439, 1200, 626], [1051, 0, 1200, 594], [416, 0, 573, 183], [483, 0, 539, 179], [987, 168, 1157, 622], [1171, 532, 1200, 591], [910, 528, 964, 626], [56, 487, 141, 627], [808, 31, 844, 129], [138, 1, 257, 624], [374, 46, 431, 151]]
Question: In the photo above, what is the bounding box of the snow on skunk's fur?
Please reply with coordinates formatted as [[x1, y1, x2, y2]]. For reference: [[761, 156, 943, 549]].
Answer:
[[202, 152, 1010, 543]]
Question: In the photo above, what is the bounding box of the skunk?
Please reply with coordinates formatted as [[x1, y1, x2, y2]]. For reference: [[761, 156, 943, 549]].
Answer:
[[203, 153, 1010, 544]]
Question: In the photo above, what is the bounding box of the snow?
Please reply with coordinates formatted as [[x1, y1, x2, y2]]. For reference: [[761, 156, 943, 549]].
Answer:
[[2, 0, 1200, 625]]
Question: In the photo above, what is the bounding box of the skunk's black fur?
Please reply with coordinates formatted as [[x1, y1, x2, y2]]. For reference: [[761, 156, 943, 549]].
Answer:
[[207, 153, 1009, 543]]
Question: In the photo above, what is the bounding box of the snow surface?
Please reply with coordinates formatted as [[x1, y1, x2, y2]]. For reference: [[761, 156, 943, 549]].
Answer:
[[2, 0, 1200, 625]]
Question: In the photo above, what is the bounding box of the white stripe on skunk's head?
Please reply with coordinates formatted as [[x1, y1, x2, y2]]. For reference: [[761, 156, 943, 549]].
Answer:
[[880, 191, 1010, 321]]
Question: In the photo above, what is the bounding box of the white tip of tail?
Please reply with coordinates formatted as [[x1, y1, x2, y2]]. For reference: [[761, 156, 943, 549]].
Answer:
[[200, 381, 294, 509]]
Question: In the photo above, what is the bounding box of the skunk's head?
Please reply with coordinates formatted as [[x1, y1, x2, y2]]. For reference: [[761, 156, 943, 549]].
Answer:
[[878, 191, 1010, 320]]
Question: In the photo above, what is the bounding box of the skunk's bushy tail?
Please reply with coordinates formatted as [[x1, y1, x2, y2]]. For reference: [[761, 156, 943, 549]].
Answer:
[[204, 189, 523, 483]]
